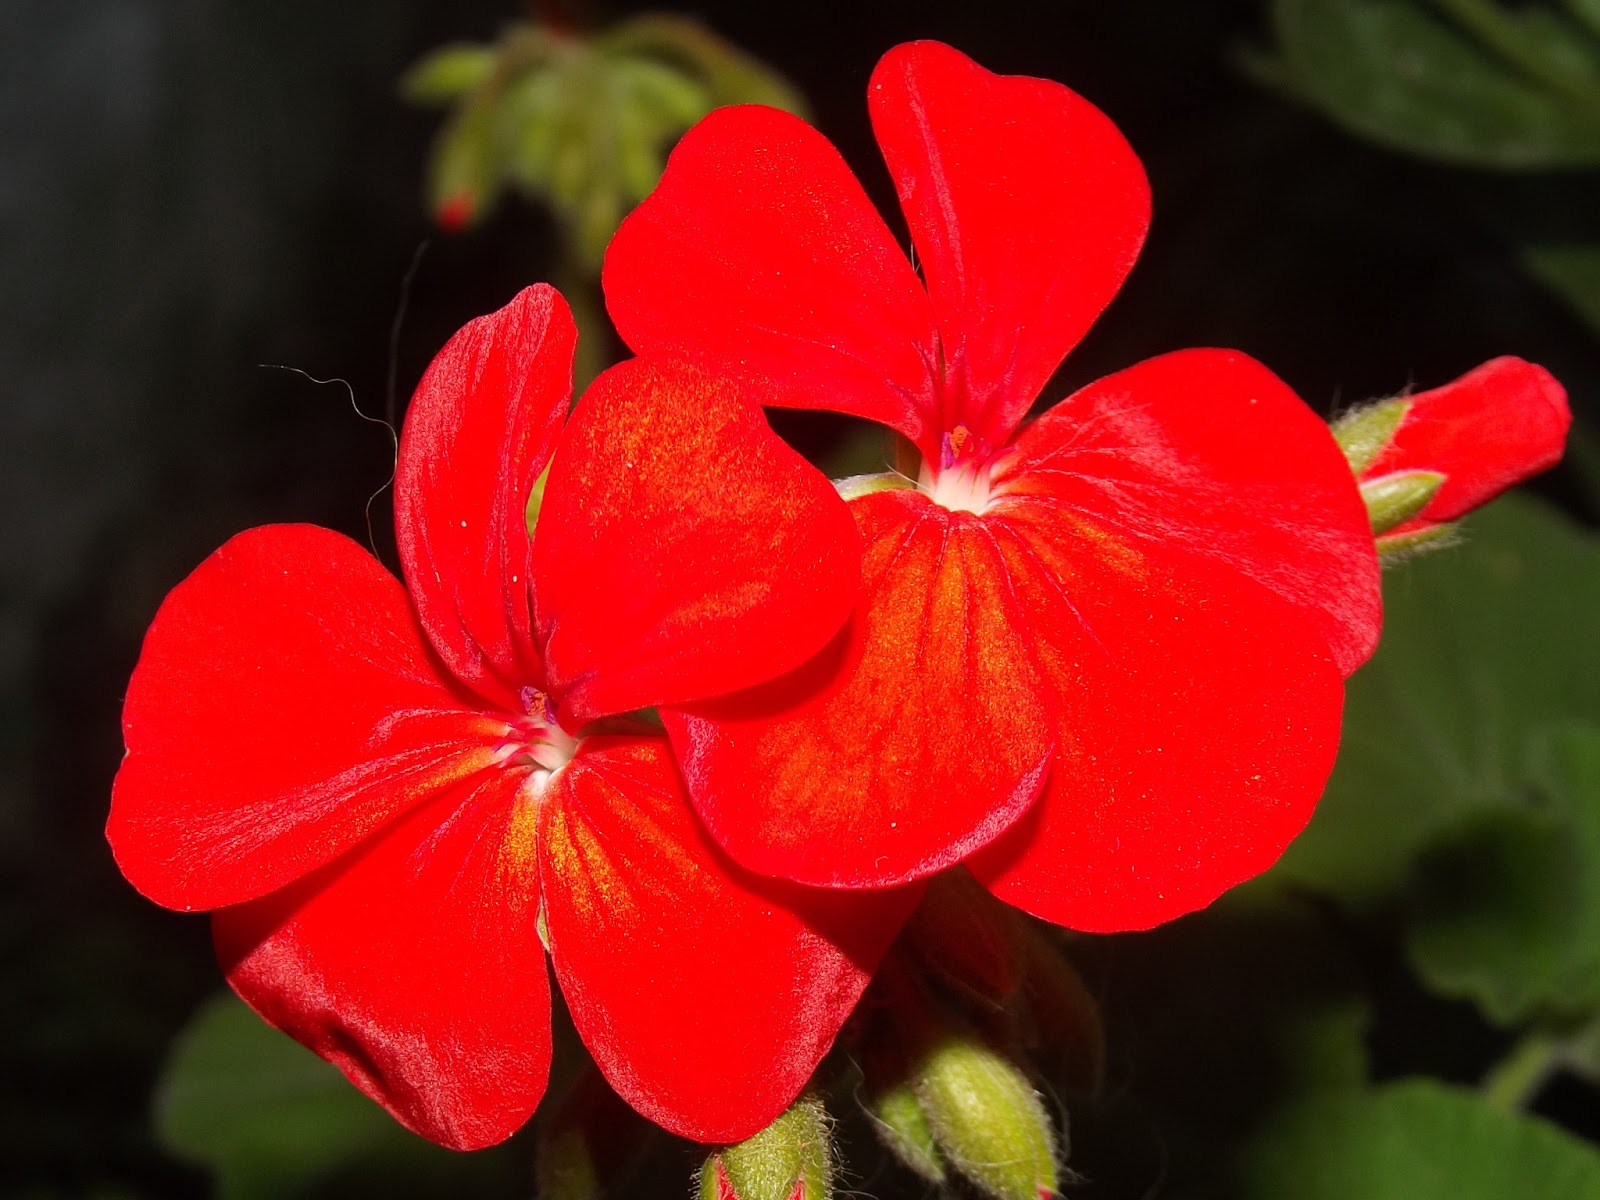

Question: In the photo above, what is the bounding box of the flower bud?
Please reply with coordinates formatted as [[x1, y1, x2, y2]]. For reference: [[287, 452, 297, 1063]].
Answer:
[[698, 1095, 832, 1200], [869, 962, 1062, 1200], [425, 97, 502, 233], [535, 1067, 654, 1200], [913, 1029, 1061, 1200], [1333, 358, 1569, 548], [865, 1074, 947, 1186], [859, 1017, 948, 1186], [1375, 520, 1459, 563]]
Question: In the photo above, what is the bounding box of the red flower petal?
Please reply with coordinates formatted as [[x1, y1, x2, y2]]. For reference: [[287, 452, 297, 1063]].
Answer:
[[108, 524, 498, 912], [603, 105, 939, 451], [869, 41, 1150, 452], [396, 284, 577, 709], [534, 359, 861, 726], [214, 769, 550, 1151], [1000, 349, 1381, 676], [966, 503, 1346, 932], [538, 736, 918, 1142], [665, 490, 1054, 888], [1363, 356, 1570, 526]]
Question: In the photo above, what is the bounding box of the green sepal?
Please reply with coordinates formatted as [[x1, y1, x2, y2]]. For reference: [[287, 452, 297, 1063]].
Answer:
[[834, 471, 916, 501], [526, 461, 553, 539], [1377, 520, 1460, 564], [1362, 469, 1445, 533], [1331, 398, 1408, 475]]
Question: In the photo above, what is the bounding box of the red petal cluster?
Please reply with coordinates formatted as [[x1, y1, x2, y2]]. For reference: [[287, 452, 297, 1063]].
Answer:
[[112, 38, 1563, 1154], [109, 286, 915, 1149], [1358, 356, 1571, 536], [606, 40, 1385, 930]]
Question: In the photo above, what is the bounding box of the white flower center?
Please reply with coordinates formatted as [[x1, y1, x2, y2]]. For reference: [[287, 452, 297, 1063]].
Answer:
[[495, 687, 578, 795], [919, 424, 997, 515]]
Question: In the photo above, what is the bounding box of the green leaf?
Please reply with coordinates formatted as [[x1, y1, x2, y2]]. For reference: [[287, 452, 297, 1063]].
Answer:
[[154, 993, 476, 1200], [400, 44, 498, 106], [1275, 496, 1600, 904], [1570, 0, 1600, 39], [1406, 726, 1600, 1024], [1265, 0, 1600, 167], [1239, 1080, 1600, 1198]]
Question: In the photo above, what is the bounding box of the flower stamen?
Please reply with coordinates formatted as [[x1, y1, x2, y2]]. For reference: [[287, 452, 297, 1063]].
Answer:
[[494, 688, 579, 793], [920, 425, 998, 515]]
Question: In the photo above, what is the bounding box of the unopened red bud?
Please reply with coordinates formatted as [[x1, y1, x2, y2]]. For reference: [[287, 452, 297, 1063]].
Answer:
[[698, 1094, 832, 1200], [1335, 358, 1569, 546]]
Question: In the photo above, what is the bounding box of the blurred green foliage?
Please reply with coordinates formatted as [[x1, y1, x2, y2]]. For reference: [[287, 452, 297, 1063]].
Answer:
[[404, 15, 806, 270], [9, 1, 1600, 1196], [1250, 0, 1600, 352], [1239, 1080, 1600, 1197], [1248, 0, 1600, 168], [155, 993, 518, 1200], [1276, 496, 1600, 904]]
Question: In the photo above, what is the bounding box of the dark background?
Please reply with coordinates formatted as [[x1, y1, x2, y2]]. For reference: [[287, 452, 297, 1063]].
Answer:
[[3, 1, 1594, 1194]]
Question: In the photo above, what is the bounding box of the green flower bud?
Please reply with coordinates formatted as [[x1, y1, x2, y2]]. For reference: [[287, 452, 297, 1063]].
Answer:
[[913, 1031, 1061, 1200], [865, 1075, 947, 1186], [401, 43, 498, 105], [535, 1068, 653, 1200], [859, 1021, 947, 1186], [699, 1095, 832, 1200]]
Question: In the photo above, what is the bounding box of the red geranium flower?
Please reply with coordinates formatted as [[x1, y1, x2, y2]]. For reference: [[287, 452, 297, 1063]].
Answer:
[[1351, 356, 1571, 542], [107, 285, 914, 1149], [604, 41, 1385, 931]]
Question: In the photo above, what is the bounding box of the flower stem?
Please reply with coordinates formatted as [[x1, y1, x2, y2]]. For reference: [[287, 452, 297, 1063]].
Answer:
[[1479, 1031, 1564, 1113]]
